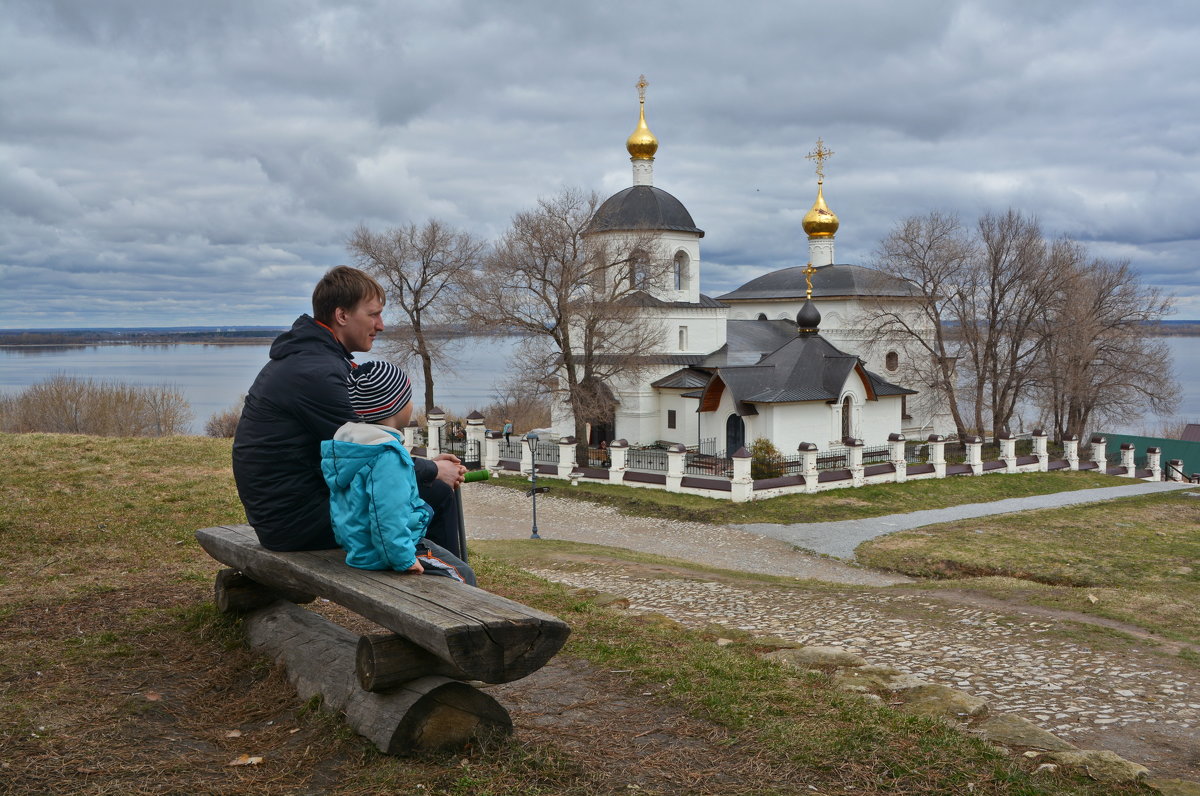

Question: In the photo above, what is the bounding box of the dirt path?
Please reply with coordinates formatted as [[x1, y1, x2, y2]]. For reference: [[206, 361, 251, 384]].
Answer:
[[463, 483, 1200, 782]]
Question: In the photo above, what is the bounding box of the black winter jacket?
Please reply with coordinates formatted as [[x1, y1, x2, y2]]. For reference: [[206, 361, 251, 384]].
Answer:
[[232, 315, 435, 551]]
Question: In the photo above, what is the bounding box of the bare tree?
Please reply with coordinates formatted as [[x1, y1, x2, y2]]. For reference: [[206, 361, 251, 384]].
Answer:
[[964, 210, 1059, 437], [466, 187, 670, 451], [1036, 245, 1177, 439], [870, 209, 1061, 439], [347, 220, 484, 413], [867, 211, 975, 435]]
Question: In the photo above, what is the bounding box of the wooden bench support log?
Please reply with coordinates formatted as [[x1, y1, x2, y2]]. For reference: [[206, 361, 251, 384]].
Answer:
[[214, 568, 315, 613], [245, 600, 512, 754], [356, 633, 471, 692]]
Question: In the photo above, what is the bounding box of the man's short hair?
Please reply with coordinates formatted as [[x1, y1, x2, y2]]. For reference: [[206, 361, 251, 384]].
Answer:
[[312, 266, 386, 323]]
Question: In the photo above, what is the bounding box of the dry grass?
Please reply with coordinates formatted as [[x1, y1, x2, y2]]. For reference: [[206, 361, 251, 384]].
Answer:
[[857, 492, 1200, 646], [0, 376, 191, 436], [0, 433, 1150, 795]]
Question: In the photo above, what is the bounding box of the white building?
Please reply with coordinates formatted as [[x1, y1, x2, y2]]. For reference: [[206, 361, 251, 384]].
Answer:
[[551, 82, 953, 453]]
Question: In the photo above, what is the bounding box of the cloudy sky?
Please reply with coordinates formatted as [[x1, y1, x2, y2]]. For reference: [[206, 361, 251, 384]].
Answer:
[[2, 0, 1198, 329]]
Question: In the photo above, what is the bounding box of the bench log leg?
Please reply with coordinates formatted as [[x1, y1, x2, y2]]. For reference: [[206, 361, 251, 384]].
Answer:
[[214, 568, 315, 613], [243, 601, 512, 754], [357, 633, 472, 691]]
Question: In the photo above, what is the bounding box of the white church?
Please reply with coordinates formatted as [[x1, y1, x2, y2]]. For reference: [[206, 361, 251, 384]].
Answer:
[[550, 80, 954, 455]]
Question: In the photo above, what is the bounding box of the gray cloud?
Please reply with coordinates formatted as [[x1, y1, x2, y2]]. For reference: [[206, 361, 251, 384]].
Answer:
[[1, 0, 1197, 327]]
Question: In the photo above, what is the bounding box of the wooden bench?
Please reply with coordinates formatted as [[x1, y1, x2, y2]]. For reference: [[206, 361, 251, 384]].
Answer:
[[195, 524, 570, 755]]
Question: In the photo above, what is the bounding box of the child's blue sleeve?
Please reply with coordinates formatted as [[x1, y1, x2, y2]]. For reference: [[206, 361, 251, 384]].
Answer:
[[364, 447, 433, 571]]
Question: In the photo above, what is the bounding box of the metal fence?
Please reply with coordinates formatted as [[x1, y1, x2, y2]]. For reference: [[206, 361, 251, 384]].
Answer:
[[586, 447, 611, 468], [625, 446, 669, 472], [685, 452, 732, 477], [815, 446, 850, 471], [441, 437, 482, 469]]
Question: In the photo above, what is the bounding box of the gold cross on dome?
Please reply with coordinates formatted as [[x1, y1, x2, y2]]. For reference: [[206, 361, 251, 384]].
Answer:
[[804, 261, 816, 299], [636, 74, 648, 103], [805, 138, 834, 182]]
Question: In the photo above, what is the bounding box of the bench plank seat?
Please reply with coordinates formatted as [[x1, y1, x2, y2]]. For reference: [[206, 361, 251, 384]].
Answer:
[[196, 524, 569, 684]]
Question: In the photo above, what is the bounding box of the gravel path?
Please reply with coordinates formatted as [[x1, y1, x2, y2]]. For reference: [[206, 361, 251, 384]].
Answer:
[[737, 481, 1197, 560], [462, 481, 1200, 779], [462, 482, 908, 586]]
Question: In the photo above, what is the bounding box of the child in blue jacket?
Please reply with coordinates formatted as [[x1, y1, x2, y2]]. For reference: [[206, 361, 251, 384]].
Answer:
[[320, 360, 475, 586]]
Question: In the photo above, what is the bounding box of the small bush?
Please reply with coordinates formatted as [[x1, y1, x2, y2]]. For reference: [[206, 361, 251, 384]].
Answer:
[[205, 398, 244, 438], [0, 375, 192, 436], [749, 437, 784, 479]]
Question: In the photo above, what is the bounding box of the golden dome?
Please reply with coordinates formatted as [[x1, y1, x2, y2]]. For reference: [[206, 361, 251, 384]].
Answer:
[[802, 181, 839, 238], [626, 101, 658, 160]]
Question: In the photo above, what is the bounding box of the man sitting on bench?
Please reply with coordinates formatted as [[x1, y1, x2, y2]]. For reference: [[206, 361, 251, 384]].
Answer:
[[321, 360, 474, 585], [232, 265, 466, 555]]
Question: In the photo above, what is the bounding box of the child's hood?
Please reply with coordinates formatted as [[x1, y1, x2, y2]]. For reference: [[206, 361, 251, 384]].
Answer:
[[322, 422, 410, 489]]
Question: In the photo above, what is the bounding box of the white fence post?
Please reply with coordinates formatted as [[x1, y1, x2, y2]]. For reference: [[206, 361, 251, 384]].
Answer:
[[483, 430, 501, 472], [557, 436, 578, 477], [1032, 429, 1049, 472], [1119, 443, 1137, 477], [928, 434, 947, 479], [426, 408, 445, 459], [999, 432, 1017, 473], [465, 410, 486, 446], [799, 442, 819, 493], [666, 443, 685, 492], [1146, 447, 1162, 481], [847, 438, 864, 487], [520, 434, 535, 476], [730, 446, 752, 502], [1063, 435, 1080, 470], [1090, 435, 1107, 472], [964, 435, 983, 475], [403, 420, 419, 450], [608, 439, 628, 484], [889, 433, 907, 483], [1167, 458, 1185, 482]]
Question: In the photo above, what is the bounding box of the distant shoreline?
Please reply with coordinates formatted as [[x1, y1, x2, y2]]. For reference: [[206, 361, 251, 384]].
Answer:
[[0, 327, 520, 347]]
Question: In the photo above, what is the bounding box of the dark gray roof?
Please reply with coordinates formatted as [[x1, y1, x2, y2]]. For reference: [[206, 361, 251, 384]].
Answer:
[[700, 319, 794, 367], [651, 368, 711, 390], [619, 291, 725, 309], [587, 186, 704, 237], [716, 263, 922, 301], [1182, 423, 1200, 442], [588, 353, 709, 366], [703, 333, 915, 415]]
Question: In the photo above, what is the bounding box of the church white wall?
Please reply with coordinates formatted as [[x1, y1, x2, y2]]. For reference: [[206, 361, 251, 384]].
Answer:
[[655, 391, 700, 447], [587, 228, 703, 305], [640, 307, 728, 354], [698, 373, 907, 454]]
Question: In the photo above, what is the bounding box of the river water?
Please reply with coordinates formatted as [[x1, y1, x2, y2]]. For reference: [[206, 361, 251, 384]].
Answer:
[[0, 335, 523, 434], [0, 335, 1196, 437]]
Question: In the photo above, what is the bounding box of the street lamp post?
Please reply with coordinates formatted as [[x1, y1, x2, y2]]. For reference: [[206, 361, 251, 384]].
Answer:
[[525, 431, 542, 539]]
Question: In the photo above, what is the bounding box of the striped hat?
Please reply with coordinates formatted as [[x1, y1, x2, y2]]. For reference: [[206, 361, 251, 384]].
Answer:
[[347, 360, 412, 422]]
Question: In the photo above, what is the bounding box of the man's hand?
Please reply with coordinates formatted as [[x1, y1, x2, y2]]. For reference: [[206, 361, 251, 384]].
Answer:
[[406, 560, 424, 574], [433, 453, 467, 489]]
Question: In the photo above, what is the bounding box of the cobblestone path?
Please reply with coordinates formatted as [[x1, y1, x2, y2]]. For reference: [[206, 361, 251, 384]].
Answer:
[[463, 483, 1200, 778]]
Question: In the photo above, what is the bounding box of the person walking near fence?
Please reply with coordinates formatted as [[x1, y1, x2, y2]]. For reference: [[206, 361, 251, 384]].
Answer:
[[503, 419, 513, 444]]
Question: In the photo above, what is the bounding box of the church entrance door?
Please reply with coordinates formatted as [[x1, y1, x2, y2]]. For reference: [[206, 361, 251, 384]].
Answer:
[[725, 414, 745, 455]]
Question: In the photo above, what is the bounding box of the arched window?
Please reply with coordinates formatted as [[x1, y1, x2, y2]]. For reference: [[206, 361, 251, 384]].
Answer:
[[725, 414, 745, 455], [628, 249, 650, 290], [756, 313, 768, 321], [673, 251, 689, 291], [841, 395, 853, 441], [886, 351, 899, 372]]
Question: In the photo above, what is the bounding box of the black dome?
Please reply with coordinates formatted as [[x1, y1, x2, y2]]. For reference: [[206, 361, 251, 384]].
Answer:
[[587, 186, 704, 237], [796, 299, 821, 333]]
